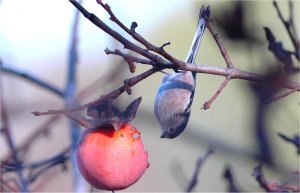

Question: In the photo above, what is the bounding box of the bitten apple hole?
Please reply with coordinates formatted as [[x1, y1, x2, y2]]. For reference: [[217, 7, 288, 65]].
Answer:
[[132, 132, 140, 139]]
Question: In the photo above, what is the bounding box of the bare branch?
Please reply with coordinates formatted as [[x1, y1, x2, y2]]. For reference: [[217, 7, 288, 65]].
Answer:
[[33, 1, 300, 117], [69, 0, 166, 64], [186, 147, 214, 192], [202, 76, 232, 110], [95, 0, 185, 68], [264, 27, 299, 73], [105, 48, 299, 89], [0, 176, 20, 192], [252, 162, 300, 192], [1, 115, 61, 164], [273, 1, 299, 59], [32, 67, 159, 116], [1, 65, 64, 97], [65, 2, 86, 191], [32, 61, 300, 116], [0, 72, 28, 192], [266, 87, 300, 104], [27, 147, 70, 183], [252, 163, 271, 192], [104, 48, 174, 68], [206, 20, 234, 69], [223, 165, 241, 192], [277, 133, 300, 154], [66, 0, 300, 114]]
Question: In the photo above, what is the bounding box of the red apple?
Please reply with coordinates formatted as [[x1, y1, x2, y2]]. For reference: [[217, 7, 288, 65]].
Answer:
[[76, 123, 149, 191]]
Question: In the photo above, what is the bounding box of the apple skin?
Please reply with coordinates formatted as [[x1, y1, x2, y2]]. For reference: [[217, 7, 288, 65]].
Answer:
[[76, 123, 149, 191]]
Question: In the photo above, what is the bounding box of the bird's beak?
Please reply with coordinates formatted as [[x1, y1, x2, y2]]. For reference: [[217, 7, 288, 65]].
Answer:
[[160, 131, 166, 138]]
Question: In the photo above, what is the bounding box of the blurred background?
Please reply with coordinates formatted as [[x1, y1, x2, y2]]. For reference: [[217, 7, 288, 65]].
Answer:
[[1, 0, 299, 192]]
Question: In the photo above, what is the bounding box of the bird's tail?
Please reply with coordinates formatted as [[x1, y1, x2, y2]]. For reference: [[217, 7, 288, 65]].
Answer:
[[185, 6, 210, 78]]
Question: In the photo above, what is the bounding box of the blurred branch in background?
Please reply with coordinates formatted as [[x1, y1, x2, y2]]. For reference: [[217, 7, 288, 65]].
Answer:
[[0, 65, 64, 98], [1, 47, 128, 193], [1, 115, 61, 166], [264, 27, 299, 74], [248, 0, 299, 172], [273, 0, 299, 60], [252, 163, 299, 192], [1, 70, 28, 192], [186, 147, 214, 192], [223, 165, 242, 192], [277, 133, 300, 154], [64, 0, 87, 191], [250, 68, 287, 165]]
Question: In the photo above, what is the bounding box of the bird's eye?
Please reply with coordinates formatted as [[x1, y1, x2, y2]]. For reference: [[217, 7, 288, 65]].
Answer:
[[169, 128, 175, 133]]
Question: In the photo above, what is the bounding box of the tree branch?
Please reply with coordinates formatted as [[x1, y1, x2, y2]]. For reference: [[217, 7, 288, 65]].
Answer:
[[273, 1, 299, 59], [0, 176, 20, 192], [32, 1, 300, 116], [0, 72, 28, 192], [32, 67, 158, 116], [65, 2, 87, 191], [1, 65, 64, 97], [105, 48, 299, 89], [206, 19, 234, 69], [202, 76, 232, 110], [223, 165, 241, 192], [1, 115, 61, 165], [95, 0, 185, 68], [69, 0, 166, 64], [186, 147, 214, 192], [266, 87, 300, 104]]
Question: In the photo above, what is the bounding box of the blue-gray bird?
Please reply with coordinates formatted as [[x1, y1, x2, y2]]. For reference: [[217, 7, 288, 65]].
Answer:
[[154, 7, 210, 139]]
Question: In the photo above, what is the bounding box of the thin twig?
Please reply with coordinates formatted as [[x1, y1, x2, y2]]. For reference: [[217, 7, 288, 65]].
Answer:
[[27, 147, 70, 183], [252, 163, 300, 192], [1, 115, 61, 165], [32, 67, 159, 116], [95, 0, 185, 68], [252, 163, 271, 192], [0, 176, 20, 192], [223, 165, 242, 192], [202, 76, 232, 110], [0, 72, 28, 192], [30, 168, 60, 192], [69, 0, 166, 64], [273, 1, 299, 58], [2, 147, 70, 174], [266, 87, 300, 104], [288, 0, 298, 53], [186, 147, 214, 192], [277, 133, 299, 154], [105, 48, 171, 67], [206, 20, 234, 69]]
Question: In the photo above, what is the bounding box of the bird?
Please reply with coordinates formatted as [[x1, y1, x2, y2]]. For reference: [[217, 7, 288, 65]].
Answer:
[[154, 6, 210, 139]]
